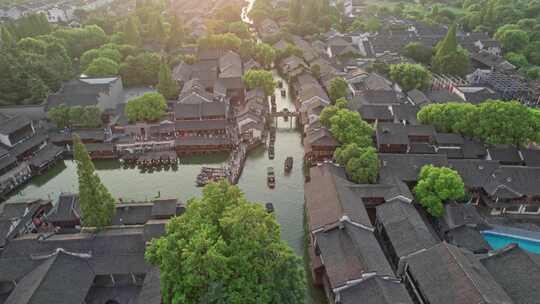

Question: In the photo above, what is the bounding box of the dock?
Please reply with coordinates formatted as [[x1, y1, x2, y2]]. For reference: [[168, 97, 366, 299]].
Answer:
[[196, 167, 230, 186]]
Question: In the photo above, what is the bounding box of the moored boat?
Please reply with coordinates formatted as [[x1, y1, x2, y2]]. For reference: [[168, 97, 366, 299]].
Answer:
[[267, 166, 275, 188], [284, 156, 293, 173]]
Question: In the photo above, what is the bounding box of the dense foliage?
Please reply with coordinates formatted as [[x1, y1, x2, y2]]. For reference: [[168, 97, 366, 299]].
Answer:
[[84, 57, 120, 77], [417, 100, 539, 146], [329, 109, 374, 148], [243, 69, 276, 96], [145, 181, 306, 304], [47, 105, 102, 128], [125, 92, 167, 123], [432, 24, 469, 77], [120, 52, 161, 87], [414, 165, 465, 218], [157, 58, 180, 100], [328, 77, 348, 103], [389, 63, 432, 92], [73, 134, 115, 229]]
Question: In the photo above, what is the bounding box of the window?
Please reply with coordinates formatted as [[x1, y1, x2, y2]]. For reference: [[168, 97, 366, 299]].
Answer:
[[523, 205, 540, 214]]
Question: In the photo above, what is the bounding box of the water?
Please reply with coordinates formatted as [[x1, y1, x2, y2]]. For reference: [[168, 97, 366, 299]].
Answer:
[[482, 231, 540, 254], [6, 72, 326, 303]]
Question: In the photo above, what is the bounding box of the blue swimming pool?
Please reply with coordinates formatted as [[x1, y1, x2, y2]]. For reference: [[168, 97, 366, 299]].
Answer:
[[482, 231, 540, 254]]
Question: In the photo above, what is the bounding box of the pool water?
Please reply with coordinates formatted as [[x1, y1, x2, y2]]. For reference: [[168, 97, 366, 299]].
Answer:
[[482, 231, 540, 254]]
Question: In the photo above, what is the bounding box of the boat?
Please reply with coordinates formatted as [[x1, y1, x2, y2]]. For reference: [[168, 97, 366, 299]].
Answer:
[[267, 167, 275, 188], [265, 202, 274, 213], [281, 89, 286, 97], [284, 157, 293, 173], [268, 145, 275, 160], [271, 94, 276, 102], [277, 80, 283, 88]]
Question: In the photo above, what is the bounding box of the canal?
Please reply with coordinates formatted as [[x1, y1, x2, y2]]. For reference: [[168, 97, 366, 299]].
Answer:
[[6, 72, 326, 303]]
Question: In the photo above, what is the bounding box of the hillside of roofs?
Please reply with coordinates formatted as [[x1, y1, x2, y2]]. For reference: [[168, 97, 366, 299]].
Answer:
[[1, 0, 540, 303]]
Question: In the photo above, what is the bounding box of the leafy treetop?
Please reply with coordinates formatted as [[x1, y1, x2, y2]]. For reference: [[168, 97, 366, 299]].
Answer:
[[125, 92, 167, 123]]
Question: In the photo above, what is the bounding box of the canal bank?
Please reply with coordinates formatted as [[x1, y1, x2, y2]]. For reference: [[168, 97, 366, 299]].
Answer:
[[6, 72, 326, 303]]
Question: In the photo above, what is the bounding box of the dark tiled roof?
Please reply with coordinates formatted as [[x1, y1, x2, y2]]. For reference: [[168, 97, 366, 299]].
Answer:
[[447, 159, 500, 189], [488, 145, 523, 164], [437, 147, 464, 159], [484, 166, 540, 198], [457, 86, 501, 104], [425, 90, 463, 103], [305, 164, 372, 231], [352, 90, 401, 107], [462, 137, 487, 159], [519, 149, 540, 167], [393, 103, 420, 125], [315, 222, 393, 289], [0, 115, 32, 137], [435, 133, 464, 146], [30, 144, 63, 168], [305, 128, 339, 147], [47, 193, 80, 223], [113, 203, 152, 225], [135, 267, 161, 304], [409, 143, 436, 154], [481, 245, 540, 304], [174, 101, 226, 120], [339, 276, 414, 304], [4, 250, 94, 304], [403, 242, 513, 304], [175, 119, 227, 131], [445, 225, 491, 254], [151, 199, 178, 218], [379, 153, 448, 184], [358, 105, 393, 121], [46, 78, 120, 109], [377, 201, 439, 259]]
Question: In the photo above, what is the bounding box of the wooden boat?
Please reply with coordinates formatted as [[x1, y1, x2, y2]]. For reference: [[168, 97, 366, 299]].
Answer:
[[265, 202, 274, 213], [281, 89, 286, 97], [267, 167, 275, 188], [277, 80, 283, 88], [284, 157, 293, 173], [268, 145, 275, 160], [271, 94, 276, 102]]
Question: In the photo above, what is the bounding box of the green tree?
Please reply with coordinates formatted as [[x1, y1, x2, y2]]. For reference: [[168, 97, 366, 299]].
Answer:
[[320, 97, 347, 127], [73, 134, 115, 229], [499, 29, 529, 53], [432, 24, 470, 76], [80, 106, 102, 127], [311, 64, 321, 79], [404, 42, 433, 65], [47, 105, 71, 128], [124, 16, 141, 46], [120, 52, 161, 87], [125, 92, 167, 122], [228, 21, 250, 39], [1, 27, 16, 50], [504, 52, 528, 68], [417, 102, 478, 136], [365, 17, 381, 32], [475, 100, 537, 146], [84, 57, 119, 77], [145, 181, 306, 304], [346, 147, 379, 184], [166, 15, 185, 51], [156, 58, 179, 100], [328, 77, 348, 102], [414, 165, 465, 218], [243, 69, 276, 96], [329, 109, 373, 147], [389, 63, 432, 92], [334, 142, 362, 166], [254, 43, 276, 68]]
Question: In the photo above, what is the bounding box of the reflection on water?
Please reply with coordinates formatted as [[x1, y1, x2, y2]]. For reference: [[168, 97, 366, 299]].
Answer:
[[5, 72, 326, 303]]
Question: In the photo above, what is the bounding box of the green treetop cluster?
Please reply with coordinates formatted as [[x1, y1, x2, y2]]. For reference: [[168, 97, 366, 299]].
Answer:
[[414, 165, 465, 218], [145, 181, 306, 304], [320, 99, 380, 184], [243, 69, 276, 96], [417, 100, 540, 146], [73, 134, 116, 229], [47, 105, 102, 129], [432, 24, 470, 77], [125, 92, 167, 123], [389, 63, 432, 92]]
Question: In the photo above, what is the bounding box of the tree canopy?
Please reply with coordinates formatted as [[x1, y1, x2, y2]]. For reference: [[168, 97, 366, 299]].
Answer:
[[432, 24, 469, 77], [48, 105, 102, 128], [73, 134, 116, 229], [125, 92, 167, 123], [328, 77, 348, 103], [120, 52, 160, 87], [84, 57, 119, 77], [329, 109, 374, 147], [243, 69, 276, 96], [389, 63, 432, 92], [145, 181, 306, 304], [414, 165, 465, 218], [418, 100, 539, 146], [156, 58, 179, 100], [345, 147, 379, 184]]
